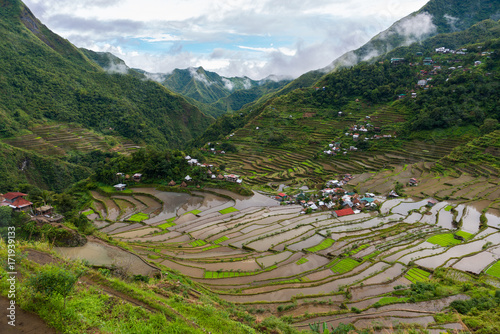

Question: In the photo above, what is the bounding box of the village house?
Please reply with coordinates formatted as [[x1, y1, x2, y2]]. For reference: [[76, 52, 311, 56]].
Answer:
[[114, 183, 127, 191], [276, 193, 288, 201], [133, 173, 142, 182], [332, 208, 355, 218], [1, 192, 33, 211], [35, 205, 54, 216], [224, 174, 241, 183], [187, 158, 199, 166], [390, 58, 405, 65]]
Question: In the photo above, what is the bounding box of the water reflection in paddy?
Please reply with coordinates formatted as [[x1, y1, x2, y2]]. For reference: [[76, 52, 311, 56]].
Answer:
[[391, 199, 428, 215], [461, 206, 481, 234], [56, 241, 158, 276]]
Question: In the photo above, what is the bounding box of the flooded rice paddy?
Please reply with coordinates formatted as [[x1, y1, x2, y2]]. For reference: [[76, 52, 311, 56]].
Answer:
[[81, 186, 500, 331]]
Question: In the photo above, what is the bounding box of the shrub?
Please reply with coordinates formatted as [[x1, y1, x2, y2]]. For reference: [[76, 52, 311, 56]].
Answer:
[[27, 264, 84, 307]]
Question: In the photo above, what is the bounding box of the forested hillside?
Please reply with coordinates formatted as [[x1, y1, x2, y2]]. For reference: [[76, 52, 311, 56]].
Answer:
[[0, 0, 212, 149]]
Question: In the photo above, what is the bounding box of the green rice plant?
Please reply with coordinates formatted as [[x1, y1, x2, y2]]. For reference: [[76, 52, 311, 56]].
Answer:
[[306, 238, 335, 252], [444, 205, 454, 212], [486, 260, 500, 278], [404, 268, 431, 283], [219, 207, 239, 215], [362, 251, 380, 261], [157, 218, 176, 230], [202, 245, 220, 251], [455, 230, 473, 240], [184, 209, 202, 215], [328, 258, 359, 274], [82, 209, 94, 216], [213, 236, 229, 244], [189, 240, 207, 247], [296, 258, 309, 265], [128, 212, 149, 222], [348, 244, 368, 255], [427, 233, 462, 247]]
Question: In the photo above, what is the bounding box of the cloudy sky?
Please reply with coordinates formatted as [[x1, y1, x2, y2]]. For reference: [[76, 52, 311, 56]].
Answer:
[[23, 0, 429, 79]]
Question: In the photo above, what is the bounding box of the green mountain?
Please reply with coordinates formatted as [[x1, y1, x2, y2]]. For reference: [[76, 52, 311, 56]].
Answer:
[[193, 18, 500, 186], [326, 0, 500, 71], [142, 67, 291, 117], [0, 0, 212, 149], [258, 0, 500, 103]]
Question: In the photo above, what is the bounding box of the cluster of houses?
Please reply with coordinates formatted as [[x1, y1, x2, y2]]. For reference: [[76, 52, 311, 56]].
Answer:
[[113, 173, 142, 191], [200, 144, 226, 155], [0, 192, 62, 222], [275, 175, 383, 216]]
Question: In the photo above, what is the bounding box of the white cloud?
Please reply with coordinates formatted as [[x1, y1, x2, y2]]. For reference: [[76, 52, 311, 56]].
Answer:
[[188, 67, 212, 85], [394, 12, 437, 39], [222, 78, 234, 90], [23, 0, 430, 79]]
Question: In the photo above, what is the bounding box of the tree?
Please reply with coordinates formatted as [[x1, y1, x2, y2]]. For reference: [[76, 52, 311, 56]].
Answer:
[[27, 264, 85, 308], [480, 118, 499, 135], [0, 206, 12, 227]]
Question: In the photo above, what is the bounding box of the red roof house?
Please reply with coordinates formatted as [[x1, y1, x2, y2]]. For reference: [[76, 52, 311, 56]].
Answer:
[[333, 208, 355, 217], [2, 192, 32, 211]]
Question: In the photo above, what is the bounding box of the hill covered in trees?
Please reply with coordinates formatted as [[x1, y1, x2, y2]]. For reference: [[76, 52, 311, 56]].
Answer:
[[0, 0, 212, 149]]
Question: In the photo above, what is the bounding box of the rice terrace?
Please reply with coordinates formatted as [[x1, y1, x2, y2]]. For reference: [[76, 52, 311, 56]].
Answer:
[[4, 0, 500, 332], [71, 163, 500, 333]]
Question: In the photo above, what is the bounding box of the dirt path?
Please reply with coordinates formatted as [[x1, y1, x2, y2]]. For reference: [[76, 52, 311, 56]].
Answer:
[[0, 296, 58, 334]]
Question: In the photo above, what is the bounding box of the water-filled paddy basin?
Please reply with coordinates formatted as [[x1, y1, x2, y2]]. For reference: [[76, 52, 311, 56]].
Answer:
[[256, 251, 293, 268], [288, 235, 326, 251], [452, 251, 497, 274], [380, 199, 405, 214], [398, 243, 444, 265], [133, 195, 161, 215], [108, 223, 146, 234], [350, 277, 410, 300], [436, 210, 455, 231], [486, 210, 500, 226], [415, 240, 486, 269], [461, 206, 481, 234], [92, 220, 109, 229], [221, 262, 389, 303], [113, 227, 160, 239], [113, 198, 136, 220], [56, 241, 158, 276], [159, 258, 205, 277], [100, 222, 129, 234], [91, 200, 107, 219], [90, 191, 120, 221], [361, 263, 406, 285], [391, 199, 428, 215], [205, 188, 280, 210]]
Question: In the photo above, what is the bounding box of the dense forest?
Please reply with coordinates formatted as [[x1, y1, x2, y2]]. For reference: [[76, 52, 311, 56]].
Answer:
[[0, 0, 212, 148]]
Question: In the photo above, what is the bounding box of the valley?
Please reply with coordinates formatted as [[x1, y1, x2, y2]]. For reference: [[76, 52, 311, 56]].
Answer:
[[2, 0, 500, 333]]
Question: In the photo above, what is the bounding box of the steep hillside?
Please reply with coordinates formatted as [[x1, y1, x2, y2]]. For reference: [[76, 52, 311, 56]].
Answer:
[[0, 0, 212, 149], [0, 142, 91, 192], [154, 67, 291, 116], [193, 20, 500, 187], [326, 0, 500, 71]]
